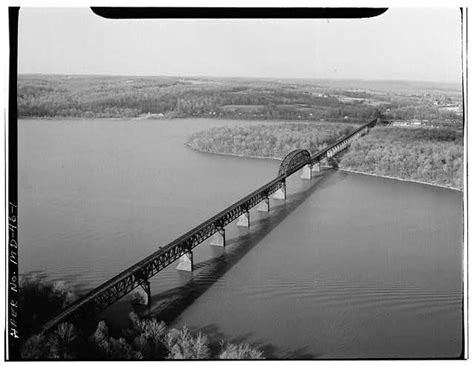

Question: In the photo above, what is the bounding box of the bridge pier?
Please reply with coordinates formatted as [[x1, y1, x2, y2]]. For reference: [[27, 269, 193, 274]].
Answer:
[[236, 211, 250, 227], [176, 251, 193, 272], [209, 227, 226, 247], [301, 164, 312, 180], [272, 181, 286, 200], [312, 162, 321, 173], [141, 280, 151, 309], [257, 197, 270, 212], [131, 280, 151, 309]]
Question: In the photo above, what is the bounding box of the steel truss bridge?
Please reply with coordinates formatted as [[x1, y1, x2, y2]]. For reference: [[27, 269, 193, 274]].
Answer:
[[40, 119, 377, 334]]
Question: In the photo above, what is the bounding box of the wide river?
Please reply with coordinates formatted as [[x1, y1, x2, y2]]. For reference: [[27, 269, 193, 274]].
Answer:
[[18, 118, 463, 359]]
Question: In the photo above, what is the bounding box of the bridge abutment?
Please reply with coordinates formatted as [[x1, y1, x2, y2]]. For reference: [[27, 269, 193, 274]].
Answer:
[[301, 164, 312, 180], [176, 251, 193, 272], [236, 211, 250, 227], [272, 182, 286, 200], [209, 228, 226, 247], [257, 197, 270, 212]]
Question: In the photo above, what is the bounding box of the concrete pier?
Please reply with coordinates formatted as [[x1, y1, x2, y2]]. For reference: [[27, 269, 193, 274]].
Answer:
[[312, 162, 321, 173], [176, 251, 193, 272], [209, 228, 225, 247], [272, 182, 286, 200], [257, 197, 270, 212], [301, 164, 312, 180], [237, 211, 250, 227]]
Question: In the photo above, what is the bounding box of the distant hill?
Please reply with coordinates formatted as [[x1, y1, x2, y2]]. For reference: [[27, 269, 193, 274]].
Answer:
[[17, 75, 461, 124]]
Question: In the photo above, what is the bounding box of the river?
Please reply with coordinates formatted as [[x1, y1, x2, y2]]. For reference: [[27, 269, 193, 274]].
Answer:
[[18, 118, 463, 359]]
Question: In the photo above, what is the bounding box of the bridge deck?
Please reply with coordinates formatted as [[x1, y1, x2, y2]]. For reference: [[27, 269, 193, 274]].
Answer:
[[40, 119, 376, 333]]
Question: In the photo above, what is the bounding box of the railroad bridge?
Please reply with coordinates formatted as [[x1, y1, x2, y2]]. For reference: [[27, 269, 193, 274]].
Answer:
[[40, 119, 377, 334]]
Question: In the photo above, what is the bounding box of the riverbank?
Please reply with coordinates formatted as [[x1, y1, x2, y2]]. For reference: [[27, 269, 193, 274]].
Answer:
[[185, 142, 283, 161], [19, 116, 327, 124], [19, 276, 265, 360], [339, 168, 463, 192], [186, 143, 462, 192]]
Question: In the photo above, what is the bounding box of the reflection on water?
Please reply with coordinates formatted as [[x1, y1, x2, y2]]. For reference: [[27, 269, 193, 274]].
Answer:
[[19, 119, 463, 359], [171, 171, 463, 359]]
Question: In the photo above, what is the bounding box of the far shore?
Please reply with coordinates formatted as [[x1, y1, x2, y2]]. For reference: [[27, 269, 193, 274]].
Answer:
[[186, 144, 463, 193], [17, 116, 360, 126]]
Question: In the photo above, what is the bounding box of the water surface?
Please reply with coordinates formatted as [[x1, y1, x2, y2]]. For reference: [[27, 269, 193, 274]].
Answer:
[[18, 118, 463, 358]]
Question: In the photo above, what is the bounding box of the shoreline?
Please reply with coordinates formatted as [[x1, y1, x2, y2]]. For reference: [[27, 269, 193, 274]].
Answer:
[[338, 168, 463, 192], [18, 116, 361, 125], [185, 143, 284, 161], [186, 145, 462, 192]]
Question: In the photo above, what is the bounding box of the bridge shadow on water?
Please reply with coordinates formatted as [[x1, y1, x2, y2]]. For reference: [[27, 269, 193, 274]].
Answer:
[[102, 169, 339, 358], [104, 169, 334, 357], [147, 172, 331, 320]]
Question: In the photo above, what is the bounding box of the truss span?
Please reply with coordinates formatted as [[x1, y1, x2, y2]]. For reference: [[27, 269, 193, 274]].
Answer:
[[278, 149, 311, 177]]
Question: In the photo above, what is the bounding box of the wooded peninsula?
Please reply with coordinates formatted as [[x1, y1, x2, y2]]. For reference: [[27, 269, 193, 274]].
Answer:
[[187, 123, 463, 191]]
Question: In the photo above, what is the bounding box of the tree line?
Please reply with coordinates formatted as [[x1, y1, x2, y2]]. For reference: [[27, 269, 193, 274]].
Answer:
[[18, 75, 461, 126]]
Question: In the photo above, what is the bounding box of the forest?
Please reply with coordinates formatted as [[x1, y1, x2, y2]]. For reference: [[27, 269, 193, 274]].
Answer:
[[339, 127, 463, 190], [186, 122, 355, 158], [18, 275, 264, 360], [17, 75, 380, 122], [18, 75, 461, 125], [16, 75, 374, 122]]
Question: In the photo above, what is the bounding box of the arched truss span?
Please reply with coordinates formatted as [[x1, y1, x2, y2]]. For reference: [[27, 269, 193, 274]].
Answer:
[[278, 149, 311, 177]]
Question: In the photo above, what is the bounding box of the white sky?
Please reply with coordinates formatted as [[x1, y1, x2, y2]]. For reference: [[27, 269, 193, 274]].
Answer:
[[18, 7, 462, 83]]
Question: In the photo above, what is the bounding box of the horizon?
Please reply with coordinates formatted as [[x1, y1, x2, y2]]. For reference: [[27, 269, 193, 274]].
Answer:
[[18, 72, 462, 87]]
